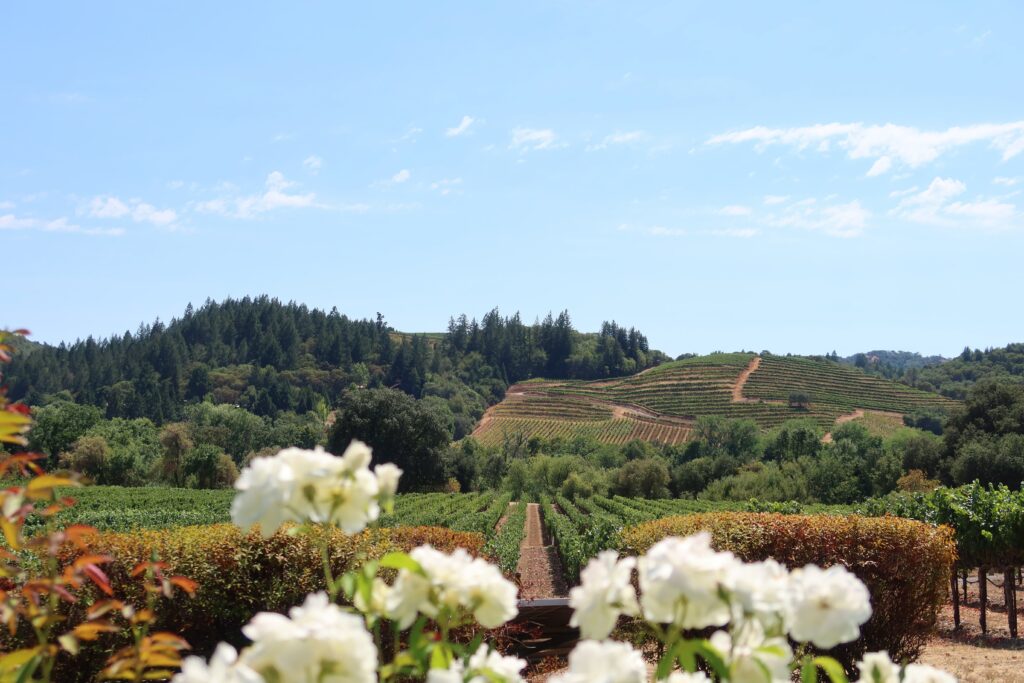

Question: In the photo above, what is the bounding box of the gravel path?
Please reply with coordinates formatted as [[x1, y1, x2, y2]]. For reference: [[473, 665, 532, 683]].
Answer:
[[516, 503, 569, 600]]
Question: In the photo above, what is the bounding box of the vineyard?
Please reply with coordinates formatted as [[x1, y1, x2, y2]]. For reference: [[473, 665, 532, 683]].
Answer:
[[472, 352, 957, 446]]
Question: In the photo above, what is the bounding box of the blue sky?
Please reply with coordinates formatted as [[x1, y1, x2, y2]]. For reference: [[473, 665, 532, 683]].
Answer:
[[3, 2, 1023, 358]]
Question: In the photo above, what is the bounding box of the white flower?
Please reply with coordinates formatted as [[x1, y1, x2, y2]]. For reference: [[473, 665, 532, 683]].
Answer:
[[240, 592, 377, 683], [569, 551, 639, 640], [548, 640, 647, 683], [230, 442, 400, 537], [666, 673, 712, 683], [901, 664, 958, 683], [709, 622, 792, 683], [855, 651, 900, 683], [638, 533, 739, 629], [466, 646, 526, 683], [353, 577, 391, 618], [172, 643, 264, 683], [375, 462, 402, 498], [427, 662, 465, 683], [787, 564, 871, 648], [728, 558, 791, 628], [389, 546, 518, 629]]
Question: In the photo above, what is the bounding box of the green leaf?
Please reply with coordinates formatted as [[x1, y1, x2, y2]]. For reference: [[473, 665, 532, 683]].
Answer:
[[378, 552, 422, 573], [812, 656, 849, 683], [692, 640, 729, 679], [801, 656, 817, 683]]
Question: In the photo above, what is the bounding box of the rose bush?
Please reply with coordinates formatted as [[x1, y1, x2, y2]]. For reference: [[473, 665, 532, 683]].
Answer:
[[172, 443, 958, 683]]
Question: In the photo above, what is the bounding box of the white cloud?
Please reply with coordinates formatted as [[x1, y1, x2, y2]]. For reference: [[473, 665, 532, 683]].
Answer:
[[131, 202, 177, 226], [166, 180, 186, 190], [892, 176, 1017, 228], [0, 200, 14, 210], [445, 116, 476, 137], [195, 171, 318, 219], [89, 195, 131, 218], [431, 178, 462, 195], [392, 169, 411, 183], [707, 121, 1024, 175], [866, 156, 893, 177], [719, 205, 752, 216], [0, 213, 123, 236], [709, 228, 759, 238], [994, 176, 1021, 186], [509, 127, 561, 151], [888, 186, 920, 198], [769, 198, 871, 237], [271, 132, 293, 143], [391, 126, 423, 144], [586, 130, 647, 151], [303, 155, 323, 173], [88, 195, 176, 226], [763, 195, 789, 205]]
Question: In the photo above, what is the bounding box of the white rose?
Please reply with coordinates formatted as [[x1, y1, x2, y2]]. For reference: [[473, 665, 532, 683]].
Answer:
[[709, 623, 792, 683], [230, 454, 300, 537], [375, 462, 402, 498], [548, 640, 647, 683], [901, 664, 958, 683], [855, 651, 900, 683], [353, 577, 391, 618], [466, 646, 526, 683], [569, 551, 639, 640], [666, 673, 712, 683], [339, 439, 373, 471], [172, 643, 264, 683], [638, 533, 739, 629], [787, 564, 871, 648], [397, 546, 518, 629], [240, 592, 377, 683], [728, 558, 791, 629]]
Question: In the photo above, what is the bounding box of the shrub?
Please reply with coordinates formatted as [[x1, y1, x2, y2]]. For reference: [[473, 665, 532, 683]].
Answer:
[[619, 512, 955, 668], [45, 523, 484, 681]]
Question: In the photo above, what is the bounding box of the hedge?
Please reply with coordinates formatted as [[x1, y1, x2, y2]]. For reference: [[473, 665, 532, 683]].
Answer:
[[34, 523, 485, 683], [620, 512, 956, 669]]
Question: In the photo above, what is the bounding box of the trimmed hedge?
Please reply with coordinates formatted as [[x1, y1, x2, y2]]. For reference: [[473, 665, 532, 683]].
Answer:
[[39, 524, 484, 682], [620, 512, 956, 668]]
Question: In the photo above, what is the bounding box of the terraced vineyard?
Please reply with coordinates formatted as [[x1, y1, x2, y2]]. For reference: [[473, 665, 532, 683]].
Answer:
[[472, 352, 958, 446]]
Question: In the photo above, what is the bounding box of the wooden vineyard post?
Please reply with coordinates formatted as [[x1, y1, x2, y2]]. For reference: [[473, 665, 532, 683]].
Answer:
[[963, 569, 968, 596], [951, 569, 961, 629], [1007, 567, 1018, 639], [979, 566, 988, 634]]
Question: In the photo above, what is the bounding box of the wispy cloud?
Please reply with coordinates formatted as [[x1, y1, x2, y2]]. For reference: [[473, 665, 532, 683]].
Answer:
[[87, 195, 177, 226], [0, 201, 14, 210], [891, 177, 1017, 229], [617, 223, 759, 239], [0, 213, 123, 236], [509, 127, 562, 152], [391, 127, 423, 144], [271, 132, 294, 143], [195, 171, 319, 219], [767, 198, 871, 238], [431, 178, 462, 195], [719, 205, 752, 216], [303, 155, 323, 174], [763, 195, 789, 205], [445, 116, 476, 137], [707, 121, 1024, 176], [586, 130, 646, 151], [993, 176, 1021, 187], [392, 169, 411, 184]]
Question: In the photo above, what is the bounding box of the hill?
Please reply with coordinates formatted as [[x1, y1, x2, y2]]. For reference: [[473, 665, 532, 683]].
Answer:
[[472, 352, 957, 446]]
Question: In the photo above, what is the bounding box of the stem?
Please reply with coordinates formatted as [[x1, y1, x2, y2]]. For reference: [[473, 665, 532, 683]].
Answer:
[[319, 533, 338, 600]]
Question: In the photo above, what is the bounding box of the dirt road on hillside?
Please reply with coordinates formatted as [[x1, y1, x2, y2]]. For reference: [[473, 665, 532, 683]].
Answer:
[[516, 503, 568, 600]]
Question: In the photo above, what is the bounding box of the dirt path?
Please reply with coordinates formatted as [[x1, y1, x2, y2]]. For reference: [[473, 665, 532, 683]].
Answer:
[[516, 503, 568, 600], [731, 356, 762, 402], [822, 409, 865, 443]]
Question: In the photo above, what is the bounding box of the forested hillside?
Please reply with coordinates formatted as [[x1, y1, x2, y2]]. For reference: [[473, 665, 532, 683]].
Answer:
[[8, 297, 666, 435], [840, 344, 1024, 399]]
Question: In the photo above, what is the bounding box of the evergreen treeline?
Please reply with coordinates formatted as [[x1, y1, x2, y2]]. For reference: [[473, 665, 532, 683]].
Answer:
[[8, 297, 665, 431]]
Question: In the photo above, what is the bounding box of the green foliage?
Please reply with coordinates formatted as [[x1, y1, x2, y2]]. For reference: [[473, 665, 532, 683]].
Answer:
[[858, 482, 1024, 567], [328, 388, 452, 490], [26, 400, 102, 462], [482, 501, 527, 574]]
